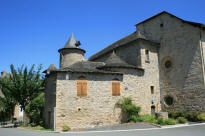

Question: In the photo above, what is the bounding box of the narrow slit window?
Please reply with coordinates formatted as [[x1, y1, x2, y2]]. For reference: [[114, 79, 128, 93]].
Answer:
[[151, 86, 154, 94], [145, 49, 149, 62]]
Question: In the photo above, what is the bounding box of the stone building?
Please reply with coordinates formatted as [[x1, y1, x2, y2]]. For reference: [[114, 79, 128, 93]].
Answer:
[[44, 11, 205, 131], [44, 32, 161, 131], [0, 71, 10, 97], [134, 11, 205, 112]]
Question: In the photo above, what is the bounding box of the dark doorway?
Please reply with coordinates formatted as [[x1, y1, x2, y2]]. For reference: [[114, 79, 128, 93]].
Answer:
[[151, 106, 155, 115]]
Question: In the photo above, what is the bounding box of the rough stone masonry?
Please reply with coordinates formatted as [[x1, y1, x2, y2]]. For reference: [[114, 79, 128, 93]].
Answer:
[[44, 11, 205, 131]]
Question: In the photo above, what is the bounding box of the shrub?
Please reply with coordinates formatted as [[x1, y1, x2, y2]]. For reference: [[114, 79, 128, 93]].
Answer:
[[129, 115, 138, 123], [187, 111, 200, 122], [156, 117, 177, 126], [164, 118, 176, 125], [168, 110, 188, 119], [177, 117, 186, 124], [197, 113, 205, 122], [62, 125, 70, 132], [116, 97, 141, 122], [135, 115, 156, 123], [156, 117, 165, 125], [168, 110, 205, 122]]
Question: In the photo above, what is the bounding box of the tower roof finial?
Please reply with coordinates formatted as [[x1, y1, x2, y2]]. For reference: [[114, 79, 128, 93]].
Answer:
[[64, 33, 78, 48]]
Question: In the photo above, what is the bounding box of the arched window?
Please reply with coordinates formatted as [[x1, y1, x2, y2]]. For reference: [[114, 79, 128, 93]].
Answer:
[[76, 76, 87, 97], [112, 78, 121, 96]]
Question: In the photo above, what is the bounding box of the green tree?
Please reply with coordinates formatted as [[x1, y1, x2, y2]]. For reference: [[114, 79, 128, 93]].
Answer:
[[25, 92, 45, 125], [0, 64, 45, 124], [0, 78, 17, 121]]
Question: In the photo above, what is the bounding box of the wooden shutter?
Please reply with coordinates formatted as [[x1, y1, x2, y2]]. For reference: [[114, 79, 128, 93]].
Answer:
[[77, 80, 87, 97], [112, 81, 121, 96]]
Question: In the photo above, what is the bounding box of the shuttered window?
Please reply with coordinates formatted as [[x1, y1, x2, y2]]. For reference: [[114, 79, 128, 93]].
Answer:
[[112, 81, 121, 96], [77, 80, 87, 97]]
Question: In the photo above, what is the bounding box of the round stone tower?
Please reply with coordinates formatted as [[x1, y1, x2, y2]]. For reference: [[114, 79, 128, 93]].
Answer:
[[58, 34, 86, 68]]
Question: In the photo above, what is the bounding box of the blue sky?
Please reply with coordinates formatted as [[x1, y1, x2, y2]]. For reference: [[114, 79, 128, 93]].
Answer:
[[0, 0, 205, 72]]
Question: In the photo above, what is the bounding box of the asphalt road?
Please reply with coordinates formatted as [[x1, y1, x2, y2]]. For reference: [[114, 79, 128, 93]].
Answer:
[[0, 124, 205, 136]]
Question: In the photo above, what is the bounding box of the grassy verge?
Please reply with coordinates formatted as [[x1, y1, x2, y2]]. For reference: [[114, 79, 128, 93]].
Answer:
[[19, 125, 53, 131]]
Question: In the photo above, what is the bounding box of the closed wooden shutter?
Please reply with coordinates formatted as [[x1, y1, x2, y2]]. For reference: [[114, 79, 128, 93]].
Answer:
[[112, 81, 121, 96], [77, 80, 87, 97]]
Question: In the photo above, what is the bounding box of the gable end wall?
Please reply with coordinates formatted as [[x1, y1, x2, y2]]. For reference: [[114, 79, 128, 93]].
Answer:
[[137, 13, 205, 111]]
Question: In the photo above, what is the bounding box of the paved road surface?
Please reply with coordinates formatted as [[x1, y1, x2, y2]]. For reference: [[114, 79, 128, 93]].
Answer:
[[0, 124, 205, 136]]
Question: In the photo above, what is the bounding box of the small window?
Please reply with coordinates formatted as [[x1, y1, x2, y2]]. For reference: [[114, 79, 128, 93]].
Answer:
[[77, 80, 87, 97], [112, 81, 121, 96], [145, 49, 149, 62], [151, 86, 154, 94], [145, 49, 149, 55], [160, 23, 164, 27]]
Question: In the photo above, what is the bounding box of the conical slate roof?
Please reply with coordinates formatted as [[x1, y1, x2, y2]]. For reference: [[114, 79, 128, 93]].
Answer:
[[43, 64, 57, 74], [97, 51, 140, 69], [64, 33, 78, 48], [47, 64, 57, 71], [105, 51, 129, 66], [98, 51, 137, 69]]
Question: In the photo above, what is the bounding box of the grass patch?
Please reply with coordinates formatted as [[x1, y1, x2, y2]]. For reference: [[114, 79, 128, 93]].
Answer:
[[130, 114, 156, 123], [62, 125, 70, 131], [20, 125, 53, 131]]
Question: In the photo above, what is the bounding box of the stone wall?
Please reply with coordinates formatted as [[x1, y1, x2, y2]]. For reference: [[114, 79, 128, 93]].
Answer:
[[55, 73, 122, 131], [59, 48, 85, 68], [92, 38, 161, 114], [201, 30, 205, 85], [13, 105, 23, 121], [55, 40, 161, 131], [92, 39, 159, 68], [101, 40, 142, 67], [137, 13, 205, 111]]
